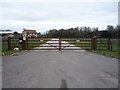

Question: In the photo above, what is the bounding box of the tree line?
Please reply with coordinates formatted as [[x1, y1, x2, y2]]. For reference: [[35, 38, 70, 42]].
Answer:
[[40, 25, 120, 38]]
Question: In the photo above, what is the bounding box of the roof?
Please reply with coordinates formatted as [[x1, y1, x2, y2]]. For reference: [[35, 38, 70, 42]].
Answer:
[[22, 29, 37, 33], [3, 33, 14, 37]]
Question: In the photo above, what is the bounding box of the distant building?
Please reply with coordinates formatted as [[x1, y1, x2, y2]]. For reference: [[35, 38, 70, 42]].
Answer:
[[22, 29, 37, 38], [2, 31, 21, 38], [0, 29, 13, 38], [3, 33, 14, 38], [13, 31, 21, 38]]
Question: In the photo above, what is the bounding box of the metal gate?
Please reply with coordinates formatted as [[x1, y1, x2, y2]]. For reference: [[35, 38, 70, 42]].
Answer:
[[26, 37, 112, 51], [3, 37, 112, 51]]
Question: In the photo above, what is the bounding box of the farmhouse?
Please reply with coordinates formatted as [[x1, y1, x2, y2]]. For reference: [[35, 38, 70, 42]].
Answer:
[[22, 29, 37, 38]]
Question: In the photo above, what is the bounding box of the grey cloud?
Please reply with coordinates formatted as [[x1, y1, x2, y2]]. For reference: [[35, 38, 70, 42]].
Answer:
[[0, 1, 118, 32]]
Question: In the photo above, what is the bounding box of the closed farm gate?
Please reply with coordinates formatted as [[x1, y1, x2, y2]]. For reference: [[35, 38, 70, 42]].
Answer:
[[3, 37, 112, 51]]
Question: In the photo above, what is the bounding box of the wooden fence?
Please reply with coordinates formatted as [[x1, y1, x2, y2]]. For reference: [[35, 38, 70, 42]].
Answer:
[[2, 37, 112, 51]]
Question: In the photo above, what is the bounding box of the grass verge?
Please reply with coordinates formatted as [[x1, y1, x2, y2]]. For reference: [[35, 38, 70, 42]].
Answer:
[[2, 50, 25, 56], [64, 38, 119, 58], [91, 50, 119, 58], [91, 42, 119, 58]]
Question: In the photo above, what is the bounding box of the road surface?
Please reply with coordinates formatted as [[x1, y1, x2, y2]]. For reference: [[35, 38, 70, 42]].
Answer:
[[2, 39, 118, 88]]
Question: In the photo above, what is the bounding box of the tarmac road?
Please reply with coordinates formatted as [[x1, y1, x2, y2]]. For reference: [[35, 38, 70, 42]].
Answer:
[[2, 39, 118, 88]]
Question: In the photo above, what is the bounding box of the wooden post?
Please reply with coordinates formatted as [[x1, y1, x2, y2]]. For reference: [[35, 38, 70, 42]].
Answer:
[[22, 37, 27, 50], [26, 38, 28, 50], [22, 41, 24, 50], [59, 38, 61, 51], [8, 37, 11, 50], [108, 38, 112, 51], [91, 37, 97, 50], [22, 41, 26, 50]]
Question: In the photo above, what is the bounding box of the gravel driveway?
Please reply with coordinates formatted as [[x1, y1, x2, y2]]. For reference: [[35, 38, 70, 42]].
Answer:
[[2, 39, 118, 88]]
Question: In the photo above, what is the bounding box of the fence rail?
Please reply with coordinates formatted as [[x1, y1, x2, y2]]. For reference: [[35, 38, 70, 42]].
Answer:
[[2, 37, 112, 51]]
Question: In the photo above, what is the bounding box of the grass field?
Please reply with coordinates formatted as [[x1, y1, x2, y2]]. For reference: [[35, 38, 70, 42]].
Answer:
[[93, 40, 119, 58], [63, 38, 119, 58]]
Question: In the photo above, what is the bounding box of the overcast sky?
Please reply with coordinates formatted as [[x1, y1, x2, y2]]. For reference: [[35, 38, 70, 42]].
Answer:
[[0, 0, 119, 33]]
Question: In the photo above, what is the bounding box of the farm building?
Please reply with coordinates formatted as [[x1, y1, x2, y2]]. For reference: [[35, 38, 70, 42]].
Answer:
[[22, 29, 37, 38], [3, 33, 14, 38]]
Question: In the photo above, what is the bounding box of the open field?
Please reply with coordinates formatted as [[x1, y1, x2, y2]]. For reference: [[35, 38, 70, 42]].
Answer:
[[93, 39, 119, 58], [63, 38, 119, 58]]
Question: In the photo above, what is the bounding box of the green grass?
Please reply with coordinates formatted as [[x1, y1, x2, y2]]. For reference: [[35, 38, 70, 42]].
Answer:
[[2, 50, 24, 56], [92, 50, 119, 58], [64, 38, 119, 58], [93, 41, 119, 58]]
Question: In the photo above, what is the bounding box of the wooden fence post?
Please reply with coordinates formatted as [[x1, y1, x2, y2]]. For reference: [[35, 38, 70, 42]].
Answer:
[[59, 38, 61, 51], [8, 37, 11, 50], [22, 37, 27, 50], [91, 37, 97, 50], [108, 38, 112, 51], [26, 38, 28, 50]]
